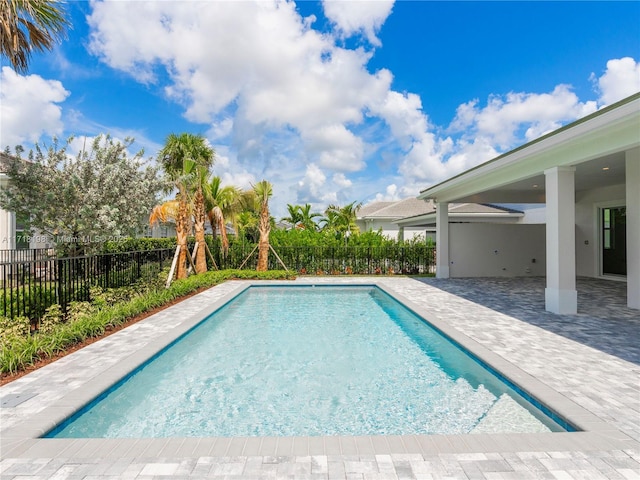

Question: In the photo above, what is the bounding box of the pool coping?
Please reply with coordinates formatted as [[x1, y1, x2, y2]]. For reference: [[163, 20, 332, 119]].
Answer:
[[1, 279, 637, 460]]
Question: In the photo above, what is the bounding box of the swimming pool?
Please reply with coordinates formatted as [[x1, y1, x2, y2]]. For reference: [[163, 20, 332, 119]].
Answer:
[[47, 285, 569, 438]]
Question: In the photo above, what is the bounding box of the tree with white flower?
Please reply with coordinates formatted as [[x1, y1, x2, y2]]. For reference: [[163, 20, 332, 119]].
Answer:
[[0, 134, 166, 256]]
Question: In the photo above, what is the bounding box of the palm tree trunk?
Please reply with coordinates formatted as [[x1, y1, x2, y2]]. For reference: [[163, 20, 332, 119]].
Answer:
[[256, 204, 270, 271], [193, 188, 208, 274], [176, 196, 189, 279]]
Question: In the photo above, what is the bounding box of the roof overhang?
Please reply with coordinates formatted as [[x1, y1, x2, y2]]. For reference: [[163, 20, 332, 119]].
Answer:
[[395, 211, 523, 228], [359, 216, 400, 222], [418, 93, 640, 204]]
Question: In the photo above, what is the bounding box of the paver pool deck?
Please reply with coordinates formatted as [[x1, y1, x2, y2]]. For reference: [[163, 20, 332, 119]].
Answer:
[[1, 276, 639, 479]]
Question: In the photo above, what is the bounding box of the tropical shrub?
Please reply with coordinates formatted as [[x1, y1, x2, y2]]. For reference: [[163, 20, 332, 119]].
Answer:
[[102, 237, 177, 253]]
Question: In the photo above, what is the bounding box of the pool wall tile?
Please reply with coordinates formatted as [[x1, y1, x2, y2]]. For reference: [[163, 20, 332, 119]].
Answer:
[[338, 436, 358, 455], [353, 436, 375, 455], [370, 435, 391, 454], [385, 435, 407, 454], [307, 435, 324, 454], [241, 436, 263, 456], [207, 437, 231, 456], [323, 436, 342, 455], [291, 436, 309, 456], [226, 436, 248, 456], [274, 436, 293, 456], [174, 438, 201, 457], [257, 436, 277, 456], [400, 435, 422, 453]]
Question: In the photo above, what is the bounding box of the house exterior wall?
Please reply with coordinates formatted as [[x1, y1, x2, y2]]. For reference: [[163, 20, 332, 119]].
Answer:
[[575, 183, 626, 278], [449, 223, 546, 277], [359, 219, 426, 241], [148, 224, 177, 238], [0, 207, 15, 250]]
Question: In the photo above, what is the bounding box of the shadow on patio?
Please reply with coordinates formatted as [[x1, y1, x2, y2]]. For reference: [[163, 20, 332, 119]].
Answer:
[[415, 276, 640, 365]]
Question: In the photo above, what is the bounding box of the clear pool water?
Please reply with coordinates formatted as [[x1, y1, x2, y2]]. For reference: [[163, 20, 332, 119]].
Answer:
[[48, 285, 567, 438]]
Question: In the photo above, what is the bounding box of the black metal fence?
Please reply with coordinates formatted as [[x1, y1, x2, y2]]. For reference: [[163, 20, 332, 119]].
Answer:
[[0, 248, 55, 264], [213, 244, 436, 276], [0, 248, 174, 321], [0, 244, 435, 321]]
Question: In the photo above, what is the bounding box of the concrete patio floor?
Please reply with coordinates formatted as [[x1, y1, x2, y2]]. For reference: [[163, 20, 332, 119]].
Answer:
[[1, 276, 639, 479]]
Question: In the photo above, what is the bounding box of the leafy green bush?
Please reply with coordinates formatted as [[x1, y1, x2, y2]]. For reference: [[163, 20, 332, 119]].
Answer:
[[0, 284, 58, 323], [38, 304, 64, 334], [102, 237, 177, 253], [0, 316, 30, 339]]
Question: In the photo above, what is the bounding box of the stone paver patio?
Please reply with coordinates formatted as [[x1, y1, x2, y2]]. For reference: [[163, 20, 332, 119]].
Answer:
[[1, 276, 639, 479]]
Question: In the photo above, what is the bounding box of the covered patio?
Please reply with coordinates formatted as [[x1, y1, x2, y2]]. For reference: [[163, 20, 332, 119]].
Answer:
[[418, 93, 640, 314], [416, 276, 639, 365]]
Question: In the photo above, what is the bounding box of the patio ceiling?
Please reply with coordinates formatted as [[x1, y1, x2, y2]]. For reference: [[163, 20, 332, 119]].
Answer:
[[418, 93, 639, 204], [453, 151, 627, 204]]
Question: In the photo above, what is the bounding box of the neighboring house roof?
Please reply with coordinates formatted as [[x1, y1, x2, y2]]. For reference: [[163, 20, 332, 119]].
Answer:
[[357, 201, 396, 217], [358, 198, 523, 227], [394, 203, 523, 228], [358, 198, 434, 220]]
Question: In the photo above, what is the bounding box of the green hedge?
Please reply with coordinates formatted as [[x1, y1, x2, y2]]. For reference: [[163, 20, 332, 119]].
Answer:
[[102, 237, 177, 253]]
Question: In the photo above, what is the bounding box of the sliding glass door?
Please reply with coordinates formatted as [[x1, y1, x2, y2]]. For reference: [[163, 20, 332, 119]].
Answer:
[[602, 206, 627, 276]]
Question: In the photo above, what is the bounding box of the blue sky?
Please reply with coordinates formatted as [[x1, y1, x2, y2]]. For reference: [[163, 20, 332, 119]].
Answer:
[[1, 0, 639, 218]]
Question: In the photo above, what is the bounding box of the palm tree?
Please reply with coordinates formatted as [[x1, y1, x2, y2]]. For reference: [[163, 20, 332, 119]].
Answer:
[[1, 0, 70, 74], [299, 203, 321, 231], [323, 201, 362, 235], [281, 203, 321, 231], [253, 180, 273, 271], [191, 165, 211, 273], [158, 133, 214, 278], [281, 204, 303, 230], [149, 200, 180, 235], [205, 176, 242, 255], [235, 210, 258, 244]]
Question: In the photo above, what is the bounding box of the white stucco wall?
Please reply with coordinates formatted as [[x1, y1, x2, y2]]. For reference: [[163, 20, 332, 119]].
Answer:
[[449, 223, 546, 277], [574, 183, 626, 278], [359, 220, 426, 241], [0, 208, 15, 250]]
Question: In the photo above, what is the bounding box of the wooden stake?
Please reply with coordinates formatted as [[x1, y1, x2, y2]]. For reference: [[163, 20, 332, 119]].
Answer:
[[185, 245, 197, 272], [187, 242, 199, 274], [238, 244, 259, 270], [166, 245, 181, 288], [269, 245, 289, 272], [204, 242, 219, 270]]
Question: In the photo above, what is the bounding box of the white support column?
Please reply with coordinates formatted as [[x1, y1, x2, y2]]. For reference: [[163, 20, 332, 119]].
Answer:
[[626, 147, 640, 309], [0, 175, 15, 249], [544, 166, 577, 314], [435, 202, 450, 278]]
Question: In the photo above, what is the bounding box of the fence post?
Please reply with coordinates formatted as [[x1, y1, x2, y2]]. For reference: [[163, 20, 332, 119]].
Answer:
[[136, 251, 141, 280], [56, 258, 65, 313], [105, 254, 111, 289]]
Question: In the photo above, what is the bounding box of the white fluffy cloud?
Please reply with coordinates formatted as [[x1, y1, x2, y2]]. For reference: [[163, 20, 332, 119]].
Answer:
[[449, 85, 597, 149], [0, 67, 69, 148], [374, 184, 398, 202], [369, 90, 430, 149], [87, 0, 396, 212], [84, 0, 638, 214], [594, 57, 640, 106], [322, 0, 395, 46]]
